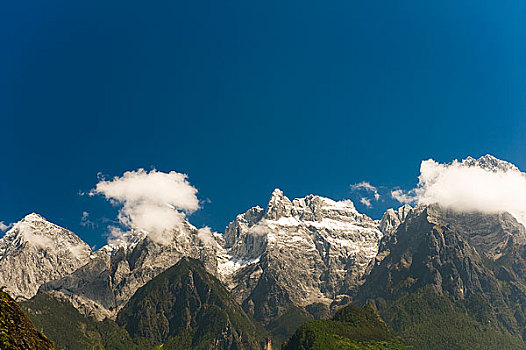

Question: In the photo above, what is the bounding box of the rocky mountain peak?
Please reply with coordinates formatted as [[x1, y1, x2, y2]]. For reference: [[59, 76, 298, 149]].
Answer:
[[461, 154, 519, 172], [22, 212, 46, 222], [221, 189, 383, 325], [265, 188, 293, 220], [264, 188, 361, 223], [0, 214, 92, 300], [0, 213, 90, 256], [380, 204, 413, 235]]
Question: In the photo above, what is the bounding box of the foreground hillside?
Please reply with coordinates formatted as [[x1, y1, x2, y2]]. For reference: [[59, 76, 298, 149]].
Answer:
[[0, 287, 54, 350], [21, 291, 135, 350], [282, 304, 408, 350]]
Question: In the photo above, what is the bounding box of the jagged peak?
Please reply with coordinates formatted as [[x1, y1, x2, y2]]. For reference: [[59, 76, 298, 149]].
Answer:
[[12, 213, 69, 235], [0, 212, 91, 256], [268, 189, 357, 211], [21, 212, 46, 223], [262, 188, 366, 222], [379, 204, 414, 235], [397, 204, 413, 219], [268, 188, 290, 206], [270, 188, 285, 198], [265, 188, 293, 220], [460, 154, 519, 172], [0, 214, 50, 241]]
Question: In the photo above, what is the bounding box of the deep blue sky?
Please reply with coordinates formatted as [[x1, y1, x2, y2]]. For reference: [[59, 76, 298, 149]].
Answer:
[[2, 1, 526, 248]]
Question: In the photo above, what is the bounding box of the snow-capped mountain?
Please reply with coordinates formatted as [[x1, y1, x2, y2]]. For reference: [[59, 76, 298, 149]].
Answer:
[[461, 154, 520, 172], [42, 220, 220, 320], [0, 213, 92, 300], [6, 153, 526, 348], [25, 190, 383, 322], [218, 189, 383, 323], [6, 153, 524, 329]]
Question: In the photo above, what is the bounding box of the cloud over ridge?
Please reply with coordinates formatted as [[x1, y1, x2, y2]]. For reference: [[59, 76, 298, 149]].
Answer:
[[392, 155, 526, 226], [90, 169, 200, 243]]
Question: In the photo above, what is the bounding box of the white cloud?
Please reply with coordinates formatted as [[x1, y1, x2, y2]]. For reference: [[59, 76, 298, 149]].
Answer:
[[16, 222, 54, 249], [90, 169, 200, 244], [12, 221, 87, 258], [0, 221, 10, 232], [197, 226, 219, 247], [351, 181, 377, 193], [351, 181, 380, 207], [392, 156, 526, 227], [391, 189, 417, 204], [360, 197, 372, 208], [80, 211, 95, 229], [248, 222, 272, 236]]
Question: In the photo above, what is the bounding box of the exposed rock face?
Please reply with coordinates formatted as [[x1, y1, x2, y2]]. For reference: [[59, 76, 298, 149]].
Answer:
[[379, 204, 413, 236], [0, 213, 92, 300], [359, 205, 497, 300], [461, 154, 520, 172], [219, 189, 383, 323], [429, 207, 526, 260], [357, 204, 526, 338], [42, 220, 220, 320]]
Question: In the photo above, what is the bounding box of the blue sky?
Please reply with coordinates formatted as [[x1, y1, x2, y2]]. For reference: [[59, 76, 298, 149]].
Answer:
[[1, 1, 526, 248]]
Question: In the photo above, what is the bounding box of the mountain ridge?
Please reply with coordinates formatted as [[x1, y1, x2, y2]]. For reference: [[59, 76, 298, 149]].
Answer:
[[3, 154, 526, 348]]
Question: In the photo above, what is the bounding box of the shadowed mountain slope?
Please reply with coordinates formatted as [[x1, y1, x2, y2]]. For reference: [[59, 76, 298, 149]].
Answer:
[[116, 257, 266, 350], [356, 205, 526, 349]]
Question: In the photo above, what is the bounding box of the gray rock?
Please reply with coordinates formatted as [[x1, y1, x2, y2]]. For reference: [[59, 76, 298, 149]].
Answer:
[[0, 213, 92, 300], [42, 220, 220, 320], [379, 204, 413, 236], [357, 203, 526, 337], [218, 189, 383, 323]]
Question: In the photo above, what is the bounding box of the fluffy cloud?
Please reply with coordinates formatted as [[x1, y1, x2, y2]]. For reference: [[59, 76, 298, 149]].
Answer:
[[392, 156, 526, 226], [197, 226, 219, 248], [16, 221, 54, 249], [351, 181, 380, 202], [90, 169, 200, 244], [0, 221, 10, 232], [360, 197, 372, 208], [390, 189, 417, 204], [80, 211, 95, 229]]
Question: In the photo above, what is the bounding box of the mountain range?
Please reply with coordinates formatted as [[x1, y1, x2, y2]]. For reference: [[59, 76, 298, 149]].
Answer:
[[2, 154, 526, 349]]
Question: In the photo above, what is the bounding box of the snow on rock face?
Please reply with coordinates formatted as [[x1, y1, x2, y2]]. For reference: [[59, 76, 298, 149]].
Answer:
[[379, 204, 413, 236], [461, 154, 520, 173], [42, 219, 220, 320], [0, 213, 92, 300], [220, 189, 383, 321]]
